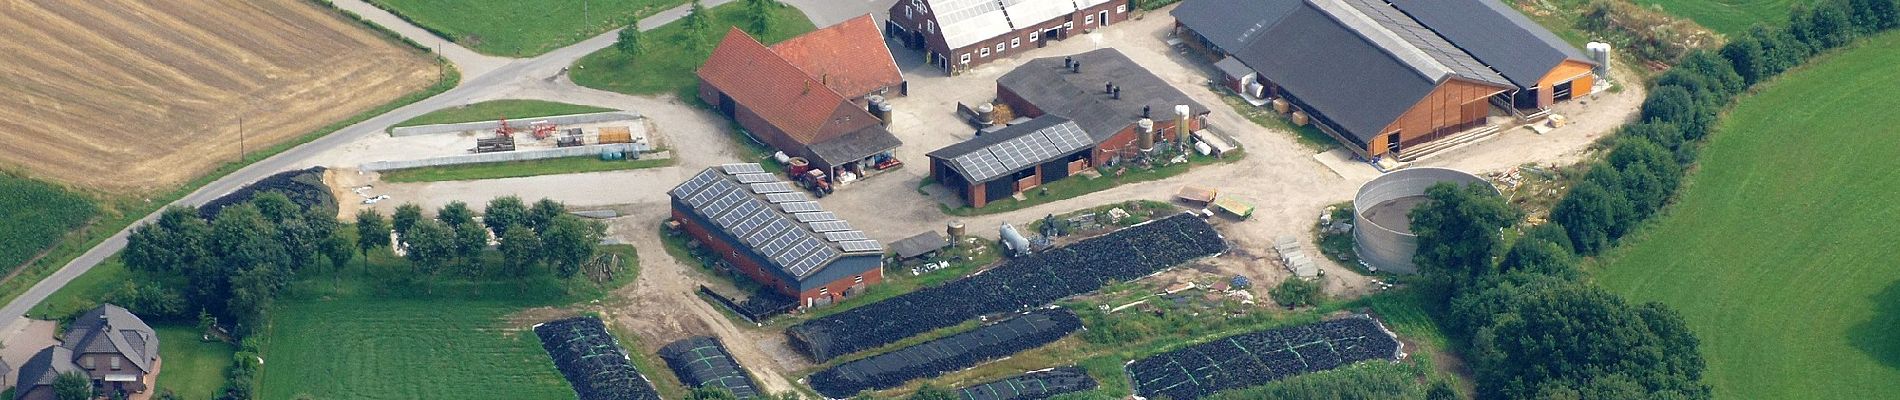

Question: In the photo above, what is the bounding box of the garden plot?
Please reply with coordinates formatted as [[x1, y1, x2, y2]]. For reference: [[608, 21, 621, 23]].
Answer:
[[787, 214, 1226, 362], [808, 309, 1083, 398], [1127, 316, 1401, 400], [954, 366, 1097, 400], [659, 336, 762, 399], [534, 317, 662, 400]]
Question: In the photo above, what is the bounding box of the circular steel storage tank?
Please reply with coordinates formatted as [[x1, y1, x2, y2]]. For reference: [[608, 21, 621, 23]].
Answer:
[[1352, 167, 1495, 274]]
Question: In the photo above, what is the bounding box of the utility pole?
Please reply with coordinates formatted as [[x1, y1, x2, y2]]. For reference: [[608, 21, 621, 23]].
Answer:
[[238, 114, 246, 162]]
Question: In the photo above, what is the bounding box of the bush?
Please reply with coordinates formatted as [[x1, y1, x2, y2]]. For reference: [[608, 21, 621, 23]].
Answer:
[[105, 282, 188, 322], [1269, 278, 1324, 308]]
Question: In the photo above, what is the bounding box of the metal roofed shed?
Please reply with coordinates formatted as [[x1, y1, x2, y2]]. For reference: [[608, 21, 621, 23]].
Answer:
[[670, 163, 886, 308], [927, 116, 1093, 182], [890, 231, 952, 260]]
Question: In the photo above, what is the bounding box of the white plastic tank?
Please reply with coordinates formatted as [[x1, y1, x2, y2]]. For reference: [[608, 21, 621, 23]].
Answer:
[[1586, 42, 1612, 77], [999, 223, 1030, 256], [773, 151, 792, 163]]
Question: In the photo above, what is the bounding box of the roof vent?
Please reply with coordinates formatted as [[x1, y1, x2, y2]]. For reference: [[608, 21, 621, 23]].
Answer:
[[1113, 86, 1122, 100], [1071, 61, 1081, 73], [1064, 56, 1073, 68]]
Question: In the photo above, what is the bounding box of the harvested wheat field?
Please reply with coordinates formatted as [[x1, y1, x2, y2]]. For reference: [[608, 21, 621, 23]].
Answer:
[[0, 0, 439, 194]]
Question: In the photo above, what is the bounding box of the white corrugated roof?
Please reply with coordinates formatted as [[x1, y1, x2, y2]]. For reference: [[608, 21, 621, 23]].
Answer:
[[1001, 0, 1073, 27], [943, 12, 1013, 48]]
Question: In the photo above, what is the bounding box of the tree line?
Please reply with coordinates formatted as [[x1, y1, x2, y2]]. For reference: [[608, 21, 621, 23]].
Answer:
[[1405, 1, 1900, 398], [121, 193, 604, 400]]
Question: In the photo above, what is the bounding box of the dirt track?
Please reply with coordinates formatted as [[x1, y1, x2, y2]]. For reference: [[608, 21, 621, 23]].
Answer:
[[0, 0, 438, 194]]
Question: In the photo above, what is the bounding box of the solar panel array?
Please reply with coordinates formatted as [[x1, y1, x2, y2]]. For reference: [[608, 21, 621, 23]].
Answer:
[[735, 173, 776, 183], [946, 120, 1094, 182], [668, 164, 883, 279], [721, 163, 766, 174], [781, 201, 823, 214]]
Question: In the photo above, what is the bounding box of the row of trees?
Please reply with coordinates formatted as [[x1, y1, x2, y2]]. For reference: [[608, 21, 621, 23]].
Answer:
[[616, 0, 780, 57], [1557, 0, 1900, 257], [362, 196, 605, 282], [1410, 184, 1710, 399], [1407, 1, 1900, 398]]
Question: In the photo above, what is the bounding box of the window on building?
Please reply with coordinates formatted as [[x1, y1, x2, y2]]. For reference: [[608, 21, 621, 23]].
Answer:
[[110, 357, 121, 370], [906, 5, 913, 19], [927, 20, 935, 34], [1064, 21, 1074, 29], [961, 53, 972, 64], [81, 356, 94, 369], [979, 47, 990, 57], [1029, 31, 1039, 41], [820, 287, 830, 295], [1086, 15, 1095, 25], [1011, 37, 1021, 48], [996, 42, 1005, 53], [854, 275, 864, 283], [1118, 5, 1128, 13]]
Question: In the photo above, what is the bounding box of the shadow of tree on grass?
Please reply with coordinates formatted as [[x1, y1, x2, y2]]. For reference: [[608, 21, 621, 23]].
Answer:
[[1849, 279, 1900, 370]]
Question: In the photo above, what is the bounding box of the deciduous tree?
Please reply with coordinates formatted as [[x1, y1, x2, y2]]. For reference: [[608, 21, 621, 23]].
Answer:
[[527, 198, 568, 234], [125, 206, 212, 274], [438, 200, 475, 228], [746, 0, 775, 36], [542, 214, 605, 278], [404, 219, 457, 279], [392, 203, 423, 238], [54, 372, 91, 400], [355, 209, 389, 259], [484, 196, 529, 237], [1409, 182, 1520, 287], [617, 17, 645, 56], [498, 224, 542, 277]]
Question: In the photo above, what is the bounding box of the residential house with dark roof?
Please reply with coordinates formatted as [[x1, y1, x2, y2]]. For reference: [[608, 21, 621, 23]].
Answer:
[[669, 164, 885, 309], [13, 304, 159, 400], [1172, 0, 1598, 160], [929, 48, 1209, 207], [697, 15, 906, 184], [886, 0, 1131, 74]]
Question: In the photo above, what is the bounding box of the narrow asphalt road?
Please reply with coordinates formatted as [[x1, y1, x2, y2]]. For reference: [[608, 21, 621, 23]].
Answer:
[[0, 0, 874, 333]]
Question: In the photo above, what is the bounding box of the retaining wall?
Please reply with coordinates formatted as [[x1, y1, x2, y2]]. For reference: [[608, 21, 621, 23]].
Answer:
[[1351, 167, 1494, 274], [361, 143, 649, 171], [388, 112, 642, 137]]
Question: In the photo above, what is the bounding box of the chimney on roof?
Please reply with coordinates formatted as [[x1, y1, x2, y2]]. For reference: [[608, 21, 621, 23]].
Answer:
[[1071, 61, 1081, 73], [1113, 86, 1122, 100], [1143, 105, 1151, 119], [1105, 82, 1113, 94], [1064, 56, 1073, 68]]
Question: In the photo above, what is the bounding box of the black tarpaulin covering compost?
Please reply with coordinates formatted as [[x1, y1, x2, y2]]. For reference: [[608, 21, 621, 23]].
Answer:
[[955, 366, 1097, 400], [787, 213, 1225, 362], [533, 317, 662, 400], [808, 308, 1084, 398], [1127, 316, 1400, 400], [659, 336, 762, 399]]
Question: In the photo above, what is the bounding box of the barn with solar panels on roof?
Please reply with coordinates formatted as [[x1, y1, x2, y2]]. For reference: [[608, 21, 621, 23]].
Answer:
[[670, 164, 885, 309]]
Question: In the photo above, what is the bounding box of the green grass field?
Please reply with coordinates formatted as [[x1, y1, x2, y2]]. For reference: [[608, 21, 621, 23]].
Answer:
[[571, 2, 814, 99], [394, 99, 616, 128], [365, 0, 687, 57], [258, 298, 573, 399], [255, 244, 641, 399], [378, 155, 672, 183], [0, 173, 97, 272], [1629, 0, 1806, 34], [152, 325, 236, 400], [1599, 32, 1900, 399]]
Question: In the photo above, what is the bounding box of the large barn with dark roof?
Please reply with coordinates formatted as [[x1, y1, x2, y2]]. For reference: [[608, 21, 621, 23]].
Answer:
[[1172, 0, 1598, 160], [669, 164, 885, 309], [928, 48, 1210, 207]]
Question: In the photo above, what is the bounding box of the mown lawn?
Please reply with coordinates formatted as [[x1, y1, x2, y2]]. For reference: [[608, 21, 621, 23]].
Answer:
[[394, 99, 616, 127], [365, 0, 688, 57], [1599, 32, 1900, 400], [152, 325, 236, 400], [0, 173, 96, 272], [255, 244, 641, 400], [1629, 0, 1806, 35], [378, 155, 672, 183], [571, 2, 814, 99]]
